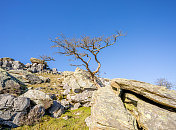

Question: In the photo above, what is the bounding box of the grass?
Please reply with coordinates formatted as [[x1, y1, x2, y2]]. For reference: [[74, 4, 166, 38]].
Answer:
[[27, 73, 64, 99], [14, 73, 91, 129], [14, 107, 91, 130]]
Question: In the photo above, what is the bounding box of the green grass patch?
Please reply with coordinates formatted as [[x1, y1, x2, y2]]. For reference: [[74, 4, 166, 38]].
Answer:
[[14, 107, 91, 130]]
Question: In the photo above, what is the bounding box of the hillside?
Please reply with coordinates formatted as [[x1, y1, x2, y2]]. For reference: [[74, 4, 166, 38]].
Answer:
[[0, 57, 176, 130]]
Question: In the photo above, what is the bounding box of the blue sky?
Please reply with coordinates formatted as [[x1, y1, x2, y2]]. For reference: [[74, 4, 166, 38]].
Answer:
[[0, 0, 176, 84]]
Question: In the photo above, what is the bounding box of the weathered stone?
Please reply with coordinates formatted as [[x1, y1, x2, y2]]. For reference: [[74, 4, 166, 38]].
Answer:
[[2, 60, 12, 68], [63, 88, 70, 95], [111, 78, 176, 109], [62, 115, 69, 120], [37, 64, 43, 72], [85, 116, 92, 128], [20, 90, 52, 109], [12, 61, 25, 70], [24, 74, 42, 84], [61, 99, 70, 109], [27, 105, 45, 124], [17, 105, 45, 126], [25, 63, 31, 68], [88, 85, 135, 130], [0, 57, 15, 62], [0, 68, 22, 95], [71, 90, 93, 104], [38, 76, 50, 83], [30, 67, 37, 73], [48, 100, 65, 118], [0, 94, 30, 128], [30, 58, 47, 65], [63, 68, 97, 93], [52, 68, 58, 74], [71, 103, 81, 110], [83, 102, 91, 107], [8, 70, 42, 85], [63, 83, 71, 90], [124, 93, 176, 130]]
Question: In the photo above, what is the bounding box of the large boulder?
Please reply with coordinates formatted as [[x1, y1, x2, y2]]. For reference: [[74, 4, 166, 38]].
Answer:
[[12, 61, 25, 70], [0, 94, 30, 128], [87, 85, 135, 130], [111, 78, 176, 109], [48, 100, 65, 118], [8, 70, 43, 85], [63, 68, 97, 93], [0, 58, 25, 70], [0, 68, 22, 95], [17, 105, 45, 126], [20, 90, 53, 109], [1, 60, 12, 68], [30, 58, 47, 65], [24, 74, 43, 84], [0, 57, 15, 62], [124, 93, 176, 130], [69, 90, 94, 104]]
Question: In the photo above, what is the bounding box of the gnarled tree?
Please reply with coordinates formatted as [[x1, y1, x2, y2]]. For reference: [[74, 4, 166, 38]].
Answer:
[[39, 55, 55, 72], [51, 32, 123, 88]]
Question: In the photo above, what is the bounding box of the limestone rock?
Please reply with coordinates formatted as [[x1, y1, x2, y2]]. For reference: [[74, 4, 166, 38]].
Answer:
[[52, 68, 58, 74], [71, 103, 81, 110], [111, 78, 176, 109], [30, 57, 47, 65], [63, 89, 70, 95], [48, 100, 65, 118], [70, 90, 93, 104], [0, 68, 22, 95], [8, 70, 43, 85], [0, 94, 30, 128], [63, 68, 97, 93], [2, 60, 12, 69], [24, 74, 43, 84], [88, 85, 135, 130], [25, 63, 31, 68], [0, 58, 25, 70], [38, 76, 50, 83], [63, 83, 71, 90], [0, 57, 15, 62], [20, 90, 52, 109], [61, 99, 70, 109], [26, 105, 45, 125], [124, 93, 176, 130], [12, 61, 25, 70]]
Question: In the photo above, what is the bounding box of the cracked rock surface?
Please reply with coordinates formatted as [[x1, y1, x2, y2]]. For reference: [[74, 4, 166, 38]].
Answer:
[[87, 85, 135, 130]]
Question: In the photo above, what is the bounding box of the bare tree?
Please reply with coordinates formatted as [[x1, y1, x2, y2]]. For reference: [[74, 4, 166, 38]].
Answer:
[[39, 55, 55, 72], [51, 32, 123, 88], [155, 78, 173, 89]]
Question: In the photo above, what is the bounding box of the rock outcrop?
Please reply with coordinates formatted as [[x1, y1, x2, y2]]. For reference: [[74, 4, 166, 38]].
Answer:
[[0, 94, 30, 127], [63, 67, 97, 93], [20, 90, 53, 109], [87, 85, 135, 130], [0, 57, 25, 70], [30, 58, 47, 65], [48, 100, 65, 118], [109, 78, 176, 130], [111, 78, 176, 109], [124, 93, 176, 130], [0, 68, 23, 95], [0, 57, 59, 74], [8, 70, 49, 85]]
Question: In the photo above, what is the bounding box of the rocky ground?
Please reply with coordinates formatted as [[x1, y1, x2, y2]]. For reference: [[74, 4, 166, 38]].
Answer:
[[0, 57, 176, 130]]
